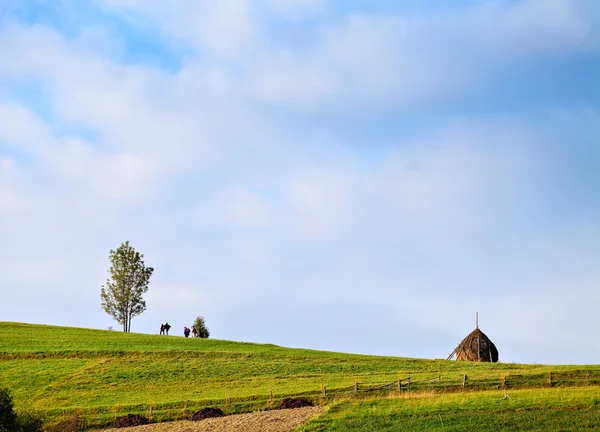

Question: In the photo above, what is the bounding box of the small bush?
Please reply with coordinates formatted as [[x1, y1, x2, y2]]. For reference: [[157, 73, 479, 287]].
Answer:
[[193, 316, 210, 338], [15, 411, 44, 432], [0, 388, 17, 432]]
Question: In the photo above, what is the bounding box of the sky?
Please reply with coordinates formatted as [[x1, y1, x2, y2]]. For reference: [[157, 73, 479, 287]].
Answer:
[[0, 0, 599, 365]]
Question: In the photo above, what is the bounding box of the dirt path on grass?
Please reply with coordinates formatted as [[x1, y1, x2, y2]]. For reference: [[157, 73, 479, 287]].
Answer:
[[97, 406, 326, 432]]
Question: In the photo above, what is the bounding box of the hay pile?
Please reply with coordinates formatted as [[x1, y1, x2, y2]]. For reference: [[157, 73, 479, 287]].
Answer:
[[447, 327, 498, 362], [112, 414, 150, 428], [191, 408, 225, 421], [279, 398, 314, 409]]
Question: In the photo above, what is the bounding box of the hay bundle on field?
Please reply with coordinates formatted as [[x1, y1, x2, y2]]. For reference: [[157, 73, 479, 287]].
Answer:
[[447, 327, 499, 362]]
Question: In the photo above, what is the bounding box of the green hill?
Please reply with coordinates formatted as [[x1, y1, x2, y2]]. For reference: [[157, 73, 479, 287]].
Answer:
[[1, 322, 599, 430]]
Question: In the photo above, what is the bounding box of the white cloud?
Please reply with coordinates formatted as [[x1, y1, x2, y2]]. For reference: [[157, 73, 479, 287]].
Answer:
[[220, 187, 273, 228], [99, 0, 257, 59], [0, 157, 31, 212], [91, 152, 156, 200], [0, 101, 51, 154], [0, 100, 158, 201], [87, 0, 600, 111], [247, 0, 598, 107], [472, 0, 592, 53], [264, 0, 322, 19], [286, 169, 353, 237], [249, 55, 339, 105]]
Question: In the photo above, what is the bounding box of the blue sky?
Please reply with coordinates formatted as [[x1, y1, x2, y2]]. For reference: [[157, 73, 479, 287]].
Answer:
[[1, 0, 599, 364]]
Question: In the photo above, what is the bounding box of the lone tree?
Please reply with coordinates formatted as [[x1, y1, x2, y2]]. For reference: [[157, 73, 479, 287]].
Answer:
[[193, 316, 210, 338], [101, 241, 154, 332]]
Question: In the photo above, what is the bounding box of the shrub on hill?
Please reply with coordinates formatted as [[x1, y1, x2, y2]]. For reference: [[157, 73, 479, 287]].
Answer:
[[0, 387, 17, 432], [0, 388, 43, 432], [15, 411, 43, 432], [193, 316, 210, 338]]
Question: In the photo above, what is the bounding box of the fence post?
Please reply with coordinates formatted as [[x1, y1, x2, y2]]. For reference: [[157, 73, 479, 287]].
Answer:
[[397, 379, 402, 392], [502, 375, 506, 388], [149, 406, 153, 417], [226, 396, 231, 408], [322, 386, 326, 396], [548, 371, 553, 387], [354, 382, 358, 393], [407, 376, 411, 392], [462, 374, 468, 389]]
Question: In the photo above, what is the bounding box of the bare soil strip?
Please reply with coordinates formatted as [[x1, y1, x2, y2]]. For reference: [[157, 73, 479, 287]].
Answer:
[[97, 406, 326, 432]]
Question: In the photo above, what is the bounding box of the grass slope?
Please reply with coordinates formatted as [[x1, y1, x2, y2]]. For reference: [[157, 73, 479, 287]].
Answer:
[[1, 322, 599, 429], [300, 388, 600, 431]]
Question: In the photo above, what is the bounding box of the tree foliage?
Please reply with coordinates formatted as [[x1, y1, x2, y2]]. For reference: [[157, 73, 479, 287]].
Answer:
[[101, 241, 154, 332], [193, 316, 210, 338], [0, 387, 44, 432], [0, 387, 17, 432], [15, 411, 44, 432]]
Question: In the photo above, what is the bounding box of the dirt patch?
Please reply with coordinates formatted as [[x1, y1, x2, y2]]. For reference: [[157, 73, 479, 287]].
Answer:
[[113, 414, 150, 428], [279, 398, 313, 409], [190, 407, 225, 421], [97, 406, 325, 432]]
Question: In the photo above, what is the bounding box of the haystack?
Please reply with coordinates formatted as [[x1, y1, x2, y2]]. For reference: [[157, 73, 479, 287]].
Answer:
[[447, 315, 498, 362]]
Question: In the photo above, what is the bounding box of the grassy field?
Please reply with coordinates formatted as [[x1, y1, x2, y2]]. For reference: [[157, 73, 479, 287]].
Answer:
[[300, 388, 600, 431], [1, 322, 599, 429]]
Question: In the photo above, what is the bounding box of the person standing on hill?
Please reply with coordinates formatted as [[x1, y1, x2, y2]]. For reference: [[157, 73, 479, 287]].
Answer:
[[192, 326, 197, 337], [164, 322, 171, 335], [184, 326, 190, 337]]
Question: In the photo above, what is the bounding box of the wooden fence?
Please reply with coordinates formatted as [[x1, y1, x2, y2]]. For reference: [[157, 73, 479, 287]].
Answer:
[[318, 370, 600, 395]]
